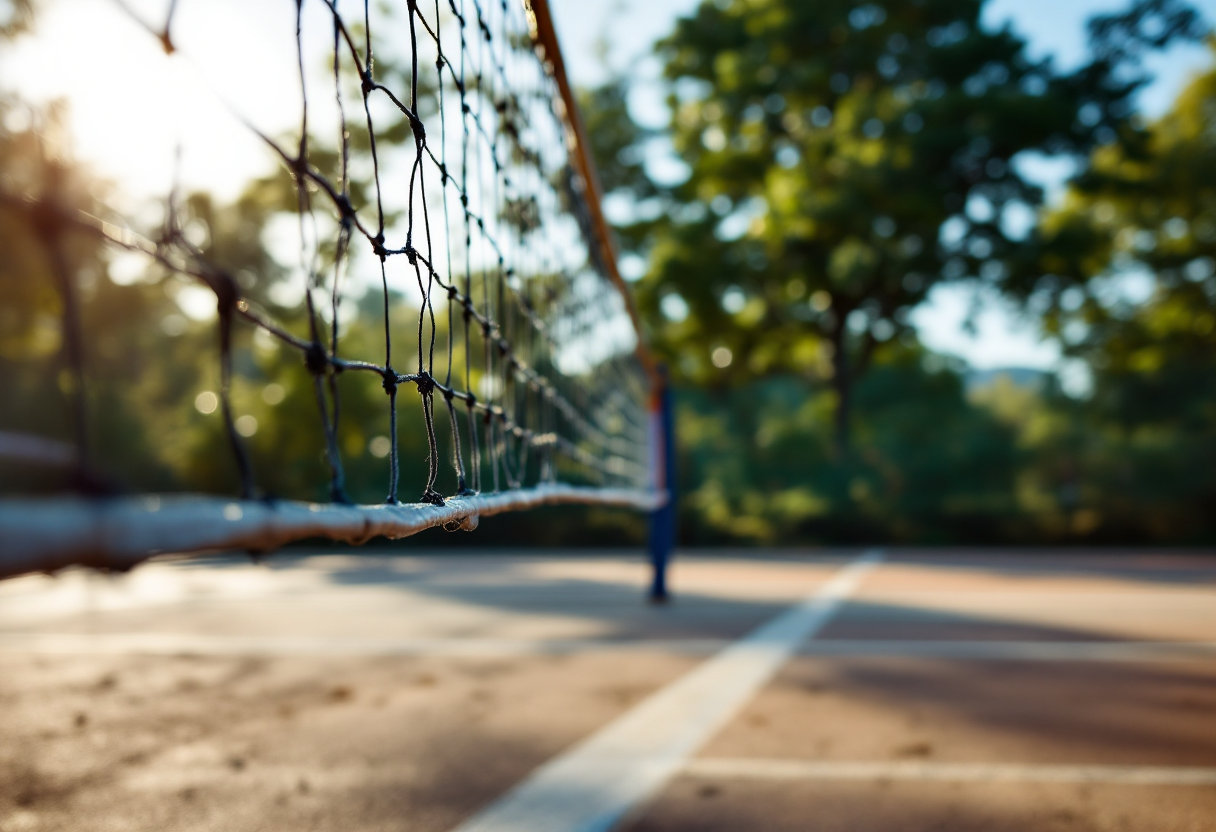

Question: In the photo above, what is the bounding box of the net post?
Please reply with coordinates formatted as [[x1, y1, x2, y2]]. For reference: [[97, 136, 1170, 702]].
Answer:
[[647, 365, 675, 603]]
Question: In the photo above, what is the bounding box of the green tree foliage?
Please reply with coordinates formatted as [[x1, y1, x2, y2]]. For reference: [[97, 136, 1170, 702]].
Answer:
[[566, 0, 1213, 544], [1010, 43, 1216, 539], [577, 79, 657, 200], [0, 176, 442, 506], [0, 99, 437, 502], [612, 0, 1202, 451], [676, 345, 1021, 544]]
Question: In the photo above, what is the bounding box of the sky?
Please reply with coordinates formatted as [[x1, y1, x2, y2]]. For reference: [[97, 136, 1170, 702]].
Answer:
[[2, 0, 1212, 383], [0, 0, 329, 205]]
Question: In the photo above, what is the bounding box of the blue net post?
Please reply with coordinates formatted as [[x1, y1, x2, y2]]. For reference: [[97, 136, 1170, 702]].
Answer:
[[648, 368, 675, 602]]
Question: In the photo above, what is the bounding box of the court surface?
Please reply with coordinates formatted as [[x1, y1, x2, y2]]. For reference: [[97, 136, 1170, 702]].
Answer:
[[1, 548, 1214, 831]]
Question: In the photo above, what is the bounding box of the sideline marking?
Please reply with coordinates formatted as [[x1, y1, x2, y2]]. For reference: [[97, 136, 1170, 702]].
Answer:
[[0, 633, 730, 657], [450, 550, 884, 832], [685, 758, 1216, 786], [3, 634, 1214, 662], [799, 639, 1216, 662]]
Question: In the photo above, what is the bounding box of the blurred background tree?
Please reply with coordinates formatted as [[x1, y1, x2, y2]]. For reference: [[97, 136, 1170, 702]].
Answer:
[[601, 0, 1204, 452], [579, 0, 1212, 544], [1012, 44, 1216, 539], [0, 2, 437, 505]]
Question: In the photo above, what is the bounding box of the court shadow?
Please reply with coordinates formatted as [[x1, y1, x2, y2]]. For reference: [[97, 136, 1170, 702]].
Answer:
[[883, 548, 1216, 588], [308, 550, 807, 641]]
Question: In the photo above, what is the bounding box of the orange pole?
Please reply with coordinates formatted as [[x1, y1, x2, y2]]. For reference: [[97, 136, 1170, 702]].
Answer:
[[524, 0, 660, 387]]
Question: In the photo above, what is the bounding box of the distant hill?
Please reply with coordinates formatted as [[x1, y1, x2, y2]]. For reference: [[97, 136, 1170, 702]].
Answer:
[[964, 367, 1049, 392]]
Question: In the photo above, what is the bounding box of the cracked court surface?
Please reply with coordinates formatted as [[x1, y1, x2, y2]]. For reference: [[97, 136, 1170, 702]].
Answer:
[[1, 549, 1214, 831]]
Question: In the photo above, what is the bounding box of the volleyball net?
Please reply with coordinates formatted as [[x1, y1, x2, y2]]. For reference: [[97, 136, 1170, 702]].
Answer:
[[0, 0, 665, 578]]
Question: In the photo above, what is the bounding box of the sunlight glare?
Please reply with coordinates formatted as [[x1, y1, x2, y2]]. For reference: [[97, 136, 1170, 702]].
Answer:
[[1, 0, 313, 204]]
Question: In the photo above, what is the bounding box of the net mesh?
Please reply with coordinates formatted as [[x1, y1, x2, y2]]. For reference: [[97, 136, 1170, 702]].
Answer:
[[0, 0, 652, 528]]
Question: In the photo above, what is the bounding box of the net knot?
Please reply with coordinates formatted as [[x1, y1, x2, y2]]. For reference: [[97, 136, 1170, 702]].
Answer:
[[372, 233, 387, 261], [337, 196, 355, 223], [405, 108, 426, 141], [404, 243, 418, 266], [465, 391, 477, 408], [304, 341, 328, 376], [414, 371, 435, 396], [360, 70, 374, 97], [447, 284, 458, 300], [419, 487, 444, 506], [381, 367, 398, 395]]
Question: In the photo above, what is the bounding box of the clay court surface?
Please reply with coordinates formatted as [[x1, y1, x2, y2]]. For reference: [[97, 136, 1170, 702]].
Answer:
[[1, 549, 1214, 831]]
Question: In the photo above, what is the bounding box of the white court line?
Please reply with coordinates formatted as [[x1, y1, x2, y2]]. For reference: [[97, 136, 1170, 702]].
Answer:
[[449, 550, 884, 832], [4, 634, 1215, 661], [685, 758, 1216, 786], [799, 640, 1216, 661], [0, 633, 731, 657]]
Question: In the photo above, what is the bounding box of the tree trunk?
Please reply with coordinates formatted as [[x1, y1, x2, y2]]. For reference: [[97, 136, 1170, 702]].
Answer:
[[830, 328, 851, 455]]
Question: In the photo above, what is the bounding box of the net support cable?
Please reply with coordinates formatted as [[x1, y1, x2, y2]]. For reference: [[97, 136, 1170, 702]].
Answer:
[[0, 0, 664, 579]]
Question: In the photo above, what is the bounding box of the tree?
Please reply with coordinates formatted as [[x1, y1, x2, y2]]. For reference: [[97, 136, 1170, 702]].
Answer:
[[1025, 40, 1215, 352], [1015, 43, 1216, 539], [604, 0, 1203, 451], [672, 345, 1022, 545]]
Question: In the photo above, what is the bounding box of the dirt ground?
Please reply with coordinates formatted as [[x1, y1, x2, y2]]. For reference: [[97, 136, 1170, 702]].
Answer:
[[1, 550, 1214, 831], [0, 651, 699, 832]]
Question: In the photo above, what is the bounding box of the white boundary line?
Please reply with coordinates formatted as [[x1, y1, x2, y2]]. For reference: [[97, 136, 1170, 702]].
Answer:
[[3, 634, 1214, 662], [685, 758, 1216, 786], [0, 633, 730, 657], [798, 639, 1216, 661], [449, 550, 884, 832]]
